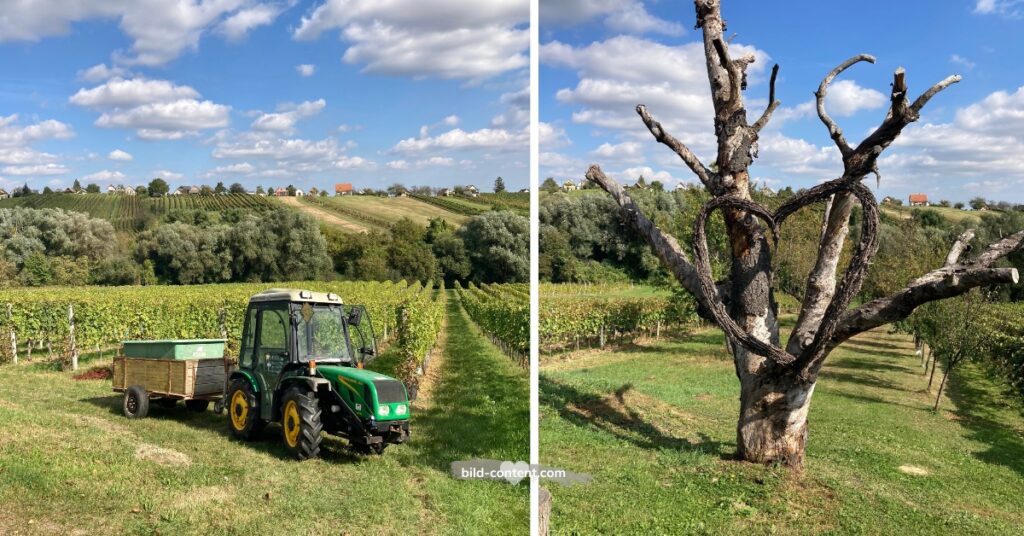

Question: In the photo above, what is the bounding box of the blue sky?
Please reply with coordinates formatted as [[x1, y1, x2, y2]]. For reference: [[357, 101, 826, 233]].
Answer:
[[540, 0, 1024, 203], [0, 0, 528, 193]]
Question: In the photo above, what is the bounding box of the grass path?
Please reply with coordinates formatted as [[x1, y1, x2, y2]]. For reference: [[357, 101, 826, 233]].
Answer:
[[0, 291, 528, 535], [277, 196, 369, 233], [540, 325, 1024, 534]]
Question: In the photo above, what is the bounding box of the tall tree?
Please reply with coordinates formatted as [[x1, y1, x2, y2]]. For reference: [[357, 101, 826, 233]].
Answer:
[[148, 177, 169, 197], [494, 176, 506, 193], [586, 0, 1023, 469]]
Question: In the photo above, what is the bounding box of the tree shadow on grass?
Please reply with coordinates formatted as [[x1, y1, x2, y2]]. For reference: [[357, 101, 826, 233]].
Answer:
[[827, 354, 913, 374], [818, 369, 907, 392], [540, 375, 730, 459], [946, 367, 1024, 478]]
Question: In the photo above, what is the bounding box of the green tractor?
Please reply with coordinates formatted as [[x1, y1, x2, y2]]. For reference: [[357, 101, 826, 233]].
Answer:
[[223, 289, 410, 459]]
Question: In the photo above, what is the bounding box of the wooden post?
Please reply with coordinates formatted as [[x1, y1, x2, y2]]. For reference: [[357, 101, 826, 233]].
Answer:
[[68, 304, 78, 371], [7, 303, 16, 365], [656, 320, 661, 340], [539, 487, 552, 536], [599, 324, 605, 349], [219, 307, 230, 397]]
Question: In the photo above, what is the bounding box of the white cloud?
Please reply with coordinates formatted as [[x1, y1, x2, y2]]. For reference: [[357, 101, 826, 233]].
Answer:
[[443, 115, 460, 126], [2, 163, 69, 176], [294, 0, 528, 80], [543, 0, 681, 36], [251, 99, 326, 132], [591, 141, 643, 162], [953, 86, 1024, 136], [218, 3, 285, 42], [77, 63, 131, 83], [209, 162, 256, 174], [0, 1, 288, 66], [70, 78, 200, 108], [108, 149, 133, 161], [96, 99, 231, 136], [386, 160, 409, 169], [538, 122, 571, 148], [333, 156, 375, 169], [604, 2, 683, 36], [81, 170, 127, 182], [543, 36, 768, 145], [153, 169, 184, 181], [416, 156, 455, 167], [825, 80, 886, 117], [950, 54, 976, 70], [492, 85, 530, 127], [392, 127, 528, 153], [212, 132, 341, 161], [974, 0, 1023, 16], [296, 64, 316, 77]]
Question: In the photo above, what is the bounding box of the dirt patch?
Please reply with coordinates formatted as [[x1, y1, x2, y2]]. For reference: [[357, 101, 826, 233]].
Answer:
[[135, 443, 191, 467], [898, 465, 930, 476], [278, 197, 369, 233], [73, 366, 112, 380], [170, 486, 233, 510]]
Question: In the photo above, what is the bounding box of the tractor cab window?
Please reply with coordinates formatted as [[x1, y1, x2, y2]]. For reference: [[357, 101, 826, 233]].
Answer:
[[239, 306, 258, 368], [296, 304, 352, 363], [257, 306, 290, 378]]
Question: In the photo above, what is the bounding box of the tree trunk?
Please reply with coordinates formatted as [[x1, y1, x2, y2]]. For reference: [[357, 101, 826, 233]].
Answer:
[[926, 351, 938, 391], [735, 350, 815, 467]]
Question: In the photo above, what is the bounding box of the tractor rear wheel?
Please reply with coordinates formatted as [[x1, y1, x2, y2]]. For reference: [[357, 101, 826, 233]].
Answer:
[[281, 388, 322, 460], [227, 379, 265, 440], [123, 385, 149, 419]]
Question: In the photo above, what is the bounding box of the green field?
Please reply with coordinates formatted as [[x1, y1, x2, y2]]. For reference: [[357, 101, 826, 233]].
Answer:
[[0, 290, 528, 535], [540, 319, 1024, 534], [0, 193, 277, 232]]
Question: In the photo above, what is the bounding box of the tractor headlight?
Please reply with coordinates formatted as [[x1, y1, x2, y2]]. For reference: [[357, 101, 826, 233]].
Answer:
[[378, 405, 390, 417], [395, 404, 407, 416]]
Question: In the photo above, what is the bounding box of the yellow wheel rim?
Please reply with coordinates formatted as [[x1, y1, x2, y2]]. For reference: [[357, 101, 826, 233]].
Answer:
[[283, 400, 300, 448], [230, 390, 249, 431]]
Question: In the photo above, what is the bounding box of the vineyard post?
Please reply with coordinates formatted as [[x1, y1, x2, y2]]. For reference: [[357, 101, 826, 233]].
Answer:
[[7, 303, 16, 365], [599, 324, 606, 349], [68, 304, 78, 371], [219, 306, 230, 397]]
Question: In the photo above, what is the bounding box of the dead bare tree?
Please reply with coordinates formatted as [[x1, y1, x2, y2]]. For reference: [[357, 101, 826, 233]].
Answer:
[[586, 0, 1024, 469]]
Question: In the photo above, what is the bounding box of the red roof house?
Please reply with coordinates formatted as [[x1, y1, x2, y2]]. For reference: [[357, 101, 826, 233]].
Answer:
[[335, 183, 353, 195]]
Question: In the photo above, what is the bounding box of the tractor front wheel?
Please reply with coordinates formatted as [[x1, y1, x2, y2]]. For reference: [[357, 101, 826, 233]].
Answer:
[[227, 379, 265, 440], [281, 388, 322, 460]]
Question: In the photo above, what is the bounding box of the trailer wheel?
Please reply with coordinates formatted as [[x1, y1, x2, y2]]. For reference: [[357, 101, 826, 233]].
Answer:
[[227, 379, 265, 440], [185, 399, 210, 412], [123, 385, 150, 419], [281, 387, 322, 461]]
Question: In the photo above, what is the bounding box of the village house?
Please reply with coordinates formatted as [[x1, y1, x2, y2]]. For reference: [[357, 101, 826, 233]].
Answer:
[[465, 185, 480, 197], [908, 193, 929, 206], [438, 187, 453, 197], [562, 180, 578, 191], [335, 183, 353, 196], [0, 188, 8, 200], [308, 187, 319, 197], [274, 187, 288, 197]]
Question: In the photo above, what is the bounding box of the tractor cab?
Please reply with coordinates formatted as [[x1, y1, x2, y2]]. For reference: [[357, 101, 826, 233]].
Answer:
[[226, 289, 410, 459]]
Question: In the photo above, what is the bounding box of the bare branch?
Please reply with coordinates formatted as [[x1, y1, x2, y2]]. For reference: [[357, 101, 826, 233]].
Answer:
[[815, 54, 876, 156], [752, 64, 780, 133], [830, 230, 1024, 348], [911, 75, 963, 115], [944, 229, 975, 267], [585, 165, 710, 311], [712, 36, 742, 102], [965, 229, 1024, 267], [636, 105, 715, 189]]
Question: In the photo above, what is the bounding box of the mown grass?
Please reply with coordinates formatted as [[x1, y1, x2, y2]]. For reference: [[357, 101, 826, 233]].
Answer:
[[0, 292, 528, 535], [540, 324, 1024, 534]]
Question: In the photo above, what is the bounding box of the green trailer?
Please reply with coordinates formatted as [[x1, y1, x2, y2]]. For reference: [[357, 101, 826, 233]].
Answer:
[[114, 339, 228, 418]]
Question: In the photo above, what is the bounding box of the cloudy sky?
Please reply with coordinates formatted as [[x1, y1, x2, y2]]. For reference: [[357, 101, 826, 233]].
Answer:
[[0, 0, 529, 192], [540, 0, 1024, 203]]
